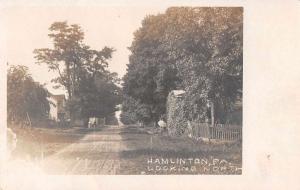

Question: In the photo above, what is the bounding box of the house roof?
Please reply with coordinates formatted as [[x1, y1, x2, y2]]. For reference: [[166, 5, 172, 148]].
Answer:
[[50, 94, 66, 101]]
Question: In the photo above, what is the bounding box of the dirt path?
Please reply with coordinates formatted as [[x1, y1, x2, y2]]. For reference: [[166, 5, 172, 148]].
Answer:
[[42, 125, 125, 174]]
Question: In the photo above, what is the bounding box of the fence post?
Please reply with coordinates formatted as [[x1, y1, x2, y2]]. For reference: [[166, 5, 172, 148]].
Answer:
[[211, 101, 214, 126]]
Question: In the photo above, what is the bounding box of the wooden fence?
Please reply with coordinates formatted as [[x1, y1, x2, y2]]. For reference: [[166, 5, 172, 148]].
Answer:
[[187, 122, 242, 141]]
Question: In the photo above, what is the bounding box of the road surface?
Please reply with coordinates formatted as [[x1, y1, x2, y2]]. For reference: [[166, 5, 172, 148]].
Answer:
[[42, 125, 126, 174]]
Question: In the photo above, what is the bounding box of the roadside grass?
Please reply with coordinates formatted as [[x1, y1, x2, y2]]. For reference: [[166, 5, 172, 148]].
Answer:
[[9, 127, 88, 160], [118, 126, 242, 175]]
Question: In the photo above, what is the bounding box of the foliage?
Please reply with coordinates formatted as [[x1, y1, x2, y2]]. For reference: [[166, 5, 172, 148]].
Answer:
[[164, 7, 243, 123], [34, 21, 121, 120], [7, 65, 50, 123], [121, 14, 181, 124], [68, 70, 122, 120], [122, 7, 242, 126], [120, 95, 152, 125]]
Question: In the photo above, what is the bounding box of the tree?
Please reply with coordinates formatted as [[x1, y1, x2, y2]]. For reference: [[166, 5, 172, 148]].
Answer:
[[121, 7, 242, 125], [7, 65, 50, 123], [121, 14, 180, 125], [34, 21, 120, 122], [120, 95, 152, 125], [69, 69, 122, 123], [163, 7, 243, 123]]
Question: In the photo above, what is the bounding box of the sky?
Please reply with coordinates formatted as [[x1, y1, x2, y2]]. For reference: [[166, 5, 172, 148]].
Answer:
[[1, 6, 167, 94]]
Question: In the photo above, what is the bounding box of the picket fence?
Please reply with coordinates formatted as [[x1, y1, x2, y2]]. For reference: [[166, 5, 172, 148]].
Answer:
[[187, 122, 242, 141]]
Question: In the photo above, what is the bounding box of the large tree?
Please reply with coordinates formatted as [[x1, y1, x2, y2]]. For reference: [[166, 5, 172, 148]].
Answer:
[[34, 22, 114, 99], [69, 69, 122, 123], [165, 7, 243, 123], [34, 22, 121, 122], [121, 7, 242, 125], [7, 65, 50, 123], [121, 14, 180, 125]]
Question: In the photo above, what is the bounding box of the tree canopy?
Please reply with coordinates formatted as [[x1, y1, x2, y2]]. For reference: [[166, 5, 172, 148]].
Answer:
[[34, 22, 121, 121], [121, 13, 181, 124], [7, 65, 50, 123], [121, 7, 243, 125]]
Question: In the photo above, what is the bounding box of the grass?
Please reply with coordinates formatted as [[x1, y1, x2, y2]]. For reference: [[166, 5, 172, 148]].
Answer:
[[118, 126, 242, 175], [10, 126, 86, 160]]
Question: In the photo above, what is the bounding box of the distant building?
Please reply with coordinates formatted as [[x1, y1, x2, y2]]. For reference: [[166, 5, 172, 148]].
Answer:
[[48, 94, 68, 121]]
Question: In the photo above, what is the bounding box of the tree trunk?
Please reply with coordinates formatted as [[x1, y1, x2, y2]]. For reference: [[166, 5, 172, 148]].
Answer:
[[211, 101, 215, 126]]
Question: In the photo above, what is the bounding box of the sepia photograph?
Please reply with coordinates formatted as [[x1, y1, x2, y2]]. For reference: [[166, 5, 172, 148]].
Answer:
[[2, 6, 243, 176], [2, 0, 300, 189]]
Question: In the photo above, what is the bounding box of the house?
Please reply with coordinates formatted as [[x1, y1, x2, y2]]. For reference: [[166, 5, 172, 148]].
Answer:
[[48, 94, 68, 121]]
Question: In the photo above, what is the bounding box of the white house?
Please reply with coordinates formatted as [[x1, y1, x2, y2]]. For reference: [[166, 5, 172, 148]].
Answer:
[[48, 94, 68, 121]]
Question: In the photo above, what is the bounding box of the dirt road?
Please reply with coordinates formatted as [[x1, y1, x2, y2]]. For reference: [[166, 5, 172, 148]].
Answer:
[[34, 125, 242, 175], [42, 125, 125, 174]]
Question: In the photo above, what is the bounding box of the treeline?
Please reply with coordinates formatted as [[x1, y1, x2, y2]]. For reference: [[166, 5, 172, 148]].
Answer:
[[7, 65, 50, 123], [121, 7, 243, 126]]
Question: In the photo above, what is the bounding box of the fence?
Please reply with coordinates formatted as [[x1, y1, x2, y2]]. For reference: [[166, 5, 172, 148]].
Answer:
[[187, 122, 242, 141]]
